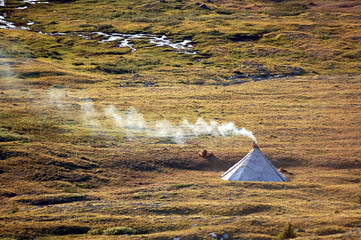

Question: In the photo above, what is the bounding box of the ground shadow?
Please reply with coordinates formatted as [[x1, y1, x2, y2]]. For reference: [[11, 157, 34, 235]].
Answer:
[[270, 156, 306, 168]]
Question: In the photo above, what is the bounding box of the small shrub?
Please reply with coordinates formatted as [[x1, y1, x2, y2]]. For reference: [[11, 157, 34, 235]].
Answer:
[[277, 223, 297, 239], [88, 229, 103, 235], [103, 227, 136, 235]]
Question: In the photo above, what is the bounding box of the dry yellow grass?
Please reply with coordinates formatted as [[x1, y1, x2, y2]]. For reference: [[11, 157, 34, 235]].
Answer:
[[1, 0, 361, 239], [1, 73, 360, 239]]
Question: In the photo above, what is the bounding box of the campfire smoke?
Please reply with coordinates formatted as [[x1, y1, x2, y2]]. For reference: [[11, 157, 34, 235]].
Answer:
[[105, 105, 257, 145], [0, 49, 15, 87], [80, 99, 101, 128], [48, 88, 66, 110]]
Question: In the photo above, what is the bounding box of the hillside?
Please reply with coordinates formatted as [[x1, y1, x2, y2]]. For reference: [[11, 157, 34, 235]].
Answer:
[[0, 0, 361, 239]]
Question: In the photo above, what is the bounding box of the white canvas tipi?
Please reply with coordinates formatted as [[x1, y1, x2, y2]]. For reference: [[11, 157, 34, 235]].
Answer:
[[221, 146, 288, 182]]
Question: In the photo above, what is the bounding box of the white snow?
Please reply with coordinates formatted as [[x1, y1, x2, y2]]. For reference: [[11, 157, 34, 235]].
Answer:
[[98, 33, 197, 54], [22, 0, 49, 4], [16, 6, 28, 10], [0, 14, 30, 30]]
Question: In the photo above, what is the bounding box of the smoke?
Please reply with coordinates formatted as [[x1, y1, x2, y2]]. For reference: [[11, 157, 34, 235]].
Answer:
[[104, 106, 148, 137], [104, 105, 257, 146], [0, 49, 34, 101], [0, 49, 15, 86], [36, 90, 258, 145], [80, 99, 101, 128], [48, 88, 67, 110]]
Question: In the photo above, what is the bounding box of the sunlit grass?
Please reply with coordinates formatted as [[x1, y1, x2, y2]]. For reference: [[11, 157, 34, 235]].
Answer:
[[0, 0, 360, 239]]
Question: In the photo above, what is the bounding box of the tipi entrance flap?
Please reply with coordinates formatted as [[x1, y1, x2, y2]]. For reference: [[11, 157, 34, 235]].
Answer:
[[221, 147, 288, 182]]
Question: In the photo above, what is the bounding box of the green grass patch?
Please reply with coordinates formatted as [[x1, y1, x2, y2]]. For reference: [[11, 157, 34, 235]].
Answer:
[[103, 227, 136, 235]]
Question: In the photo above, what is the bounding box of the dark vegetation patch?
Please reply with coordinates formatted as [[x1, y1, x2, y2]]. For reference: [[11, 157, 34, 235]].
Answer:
[[316, 159, 361, 169], [93, 65, 132, 74], [0, 149, 23, 160], [132, 161, 157, 171], [159, 157, 205, 170], [0, 190, 17, 198], [227, 32, 264, 42], [0, 223, 90, 239], [20, 71, 66, 78], [269, 156, 305, 168], [116, 154, 206, 171], [41, 225, 90, 235], [43, 157, 99, 170], [2, 152, 102, 183], [18, 194, 93, 205], [221, 203, 275, 216], [33, 49, 63, 59], [91, 57, 161, 75], [315, 227, 346, 236], [201, 66, 306, 86]]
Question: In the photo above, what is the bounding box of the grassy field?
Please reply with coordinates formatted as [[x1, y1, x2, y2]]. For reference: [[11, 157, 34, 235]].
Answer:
[[1, 0, 361, 239]]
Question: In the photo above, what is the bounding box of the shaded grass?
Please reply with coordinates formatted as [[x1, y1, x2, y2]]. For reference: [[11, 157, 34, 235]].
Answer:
[[17, 194, 93, 205]]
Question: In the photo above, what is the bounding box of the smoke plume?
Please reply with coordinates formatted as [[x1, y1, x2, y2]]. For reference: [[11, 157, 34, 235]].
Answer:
[[80, 99, 101, 128], [104, 105, 257, 145], [48, 88, 67, 110]]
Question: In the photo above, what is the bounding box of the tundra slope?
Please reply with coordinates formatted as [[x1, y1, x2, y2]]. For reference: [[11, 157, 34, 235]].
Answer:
[[0, 0, 361, 239]]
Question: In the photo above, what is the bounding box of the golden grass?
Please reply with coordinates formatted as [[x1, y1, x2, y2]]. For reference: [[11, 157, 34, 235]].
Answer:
[[0, 73, 360, 239], [1, 168, 361, 239], [0, 0, 361, 239]]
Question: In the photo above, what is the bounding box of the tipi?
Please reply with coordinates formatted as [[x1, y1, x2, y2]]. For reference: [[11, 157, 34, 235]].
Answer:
[[221, 145, 288, 182]]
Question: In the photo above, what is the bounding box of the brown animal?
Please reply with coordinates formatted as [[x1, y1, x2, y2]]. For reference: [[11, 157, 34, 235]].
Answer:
[[279, 167, 293, 175], [199, 150, 214, 158]]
